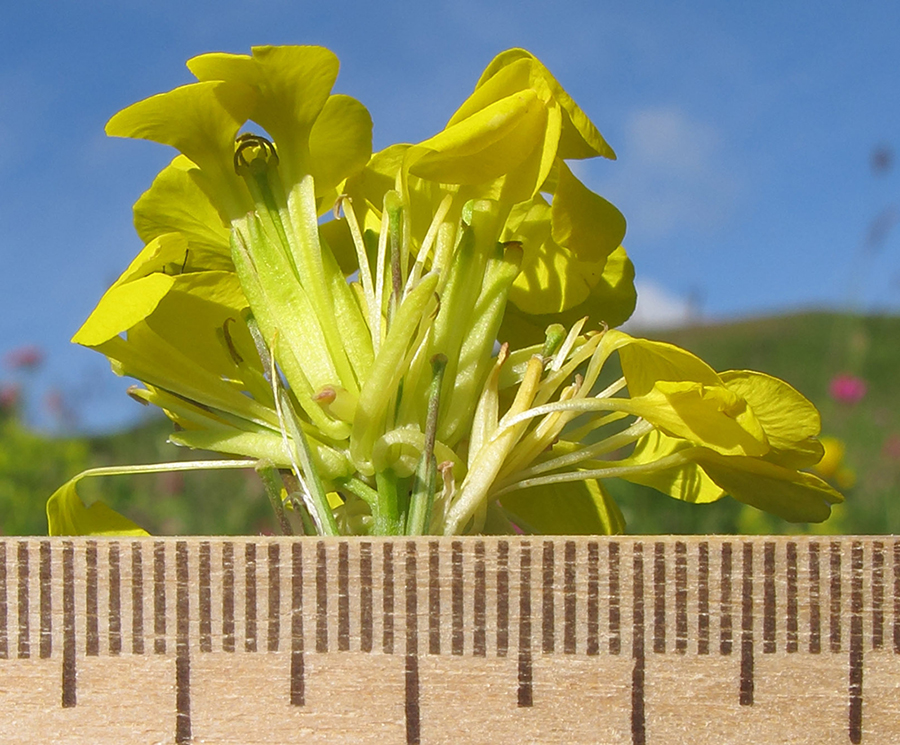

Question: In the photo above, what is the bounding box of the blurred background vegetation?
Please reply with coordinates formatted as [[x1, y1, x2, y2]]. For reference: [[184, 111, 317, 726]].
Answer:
[[1, 310, 898, 536]]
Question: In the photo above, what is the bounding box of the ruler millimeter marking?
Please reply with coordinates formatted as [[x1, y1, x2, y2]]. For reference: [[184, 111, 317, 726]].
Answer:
[[0, 537, 895, 744]]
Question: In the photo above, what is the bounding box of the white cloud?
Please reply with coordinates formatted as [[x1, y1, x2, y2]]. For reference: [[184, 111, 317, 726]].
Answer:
[[595, 106, 742, 240], [623, 280, 697, 330]]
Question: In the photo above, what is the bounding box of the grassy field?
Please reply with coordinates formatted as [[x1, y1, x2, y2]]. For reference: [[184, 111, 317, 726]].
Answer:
[[2, 310, 898, 536]]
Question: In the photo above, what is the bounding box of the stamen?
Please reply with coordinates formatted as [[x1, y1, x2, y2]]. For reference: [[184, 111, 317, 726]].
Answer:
[[405, 193, 453, 295], [335, 194, 380, 351], [233, 133, 279, 176], [406, 354, 448, 535], [221, 317, 244, 365]]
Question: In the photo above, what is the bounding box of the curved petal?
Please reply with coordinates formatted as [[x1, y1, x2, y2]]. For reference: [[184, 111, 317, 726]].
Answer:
[[620, 429, 725, 503], [720, 370, 824, 468], [551, 161, 626, 261], [498, 245, 635, 348], [133, 155, 232, 251], [628, 380, 769, 457], [693, 449, 843, 523], [189, 46, 342, 186], [47, 476, 149, 536], [500, 478, 625, 534], [406, 89, 546, 185], [72, 272, 175, 347], [106, 81, 255, 218], [474, 48, 616, 161], [308, 94, 373, 192], [602, 329, 723, 397]]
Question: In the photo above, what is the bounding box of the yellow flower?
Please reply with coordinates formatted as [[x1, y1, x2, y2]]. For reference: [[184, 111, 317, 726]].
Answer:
[[50, 45, 842, 537]]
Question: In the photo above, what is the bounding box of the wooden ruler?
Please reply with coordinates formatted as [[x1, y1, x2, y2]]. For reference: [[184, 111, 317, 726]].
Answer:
[[1, 536, 899, 744]]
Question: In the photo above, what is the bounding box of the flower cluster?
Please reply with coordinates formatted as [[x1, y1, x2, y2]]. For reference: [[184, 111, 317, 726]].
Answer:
[[47, 46, 843, 536]]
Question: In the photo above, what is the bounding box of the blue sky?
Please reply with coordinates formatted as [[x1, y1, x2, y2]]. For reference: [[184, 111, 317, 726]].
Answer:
[[2, 0, 899, 431]]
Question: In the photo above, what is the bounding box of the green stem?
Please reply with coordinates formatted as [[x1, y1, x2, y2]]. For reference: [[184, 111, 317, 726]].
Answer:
[[406, 354, 447, 535], [256, 463, 294, 536], [374, 470, 401, 535]]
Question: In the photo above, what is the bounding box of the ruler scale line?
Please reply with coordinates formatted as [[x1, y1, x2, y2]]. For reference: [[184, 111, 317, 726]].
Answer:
[[739, 542, 754, 706], [268, 543, 281, 653], [849, 541, 864, 745], [653, 542, 665, 654], [542, 541, 555, 654], [564, 541, 577, 655], [786, 542, 798, 653], [809, 542, 821, 654], [697, 541, 710, 655], [632, 543, 646, 745], [428, 542, 440, 655], [40, 540, 52, 659], [517, 542, 533, 708], [831, 542, 843, 654], [290, 542, 304, 706], [17, 541, 29, 659], [894, 541, 900, 655], [85, 540, 98, 656], [405, 542, 420, 745], [0, 542, 7, 660], [108, 542, 121, 657], [338, 542, 349, 652], [763, 542, 776, 654], [360, 542, 373, 654], [316, 541, 327, 654], [474, 541, 486, 658], [609, 542, 621, 655], [245, 542, 258, 653], [175, 541, 191, 745], [496, 541, 509, 658], [199, 541, 212, 653], [451, 541, 464, 656], [222, 542, 235, 653], [153, 541, 166, 655], [61, 541, 76, 709], [675, 541, 687, 655], [872, 541, 884, 650], [586, 542, 599, 656], [131, 542, 144, 655], [383, 543, 394, 655], [720, 542, 733, 656]]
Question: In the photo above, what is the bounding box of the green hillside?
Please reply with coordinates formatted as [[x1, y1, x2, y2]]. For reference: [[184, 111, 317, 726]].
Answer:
[[2, 310, 898, 536]]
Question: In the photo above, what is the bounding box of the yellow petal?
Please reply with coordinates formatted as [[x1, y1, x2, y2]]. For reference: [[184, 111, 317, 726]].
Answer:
[[693, 450, 844, 523], [106, 80, 255, 218], [474, 48, 616, 160], [406, 89, 546, 185], [500, 479, 625, 535], [551, 161, 626, 262], [621, 429, 724, 503], [308, 94, 373, 192], [603, 329, 722, 397], [72, 272, 175, 347], [630, 380, 768, 457], [499, 245, 636, 348], [720, 370, 824, 468], [47, 476, 149, 537], [189, 46, 341, 185], [133, 155, 231, 251]]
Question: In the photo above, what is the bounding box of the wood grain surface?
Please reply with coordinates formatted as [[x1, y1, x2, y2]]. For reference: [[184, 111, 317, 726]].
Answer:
[[1, 536, 898, 744]]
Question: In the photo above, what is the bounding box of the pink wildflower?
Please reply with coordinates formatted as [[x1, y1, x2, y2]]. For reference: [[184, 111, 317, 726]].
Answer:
[[829, 374, 867, 405], [4, 345, 44, 371]]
